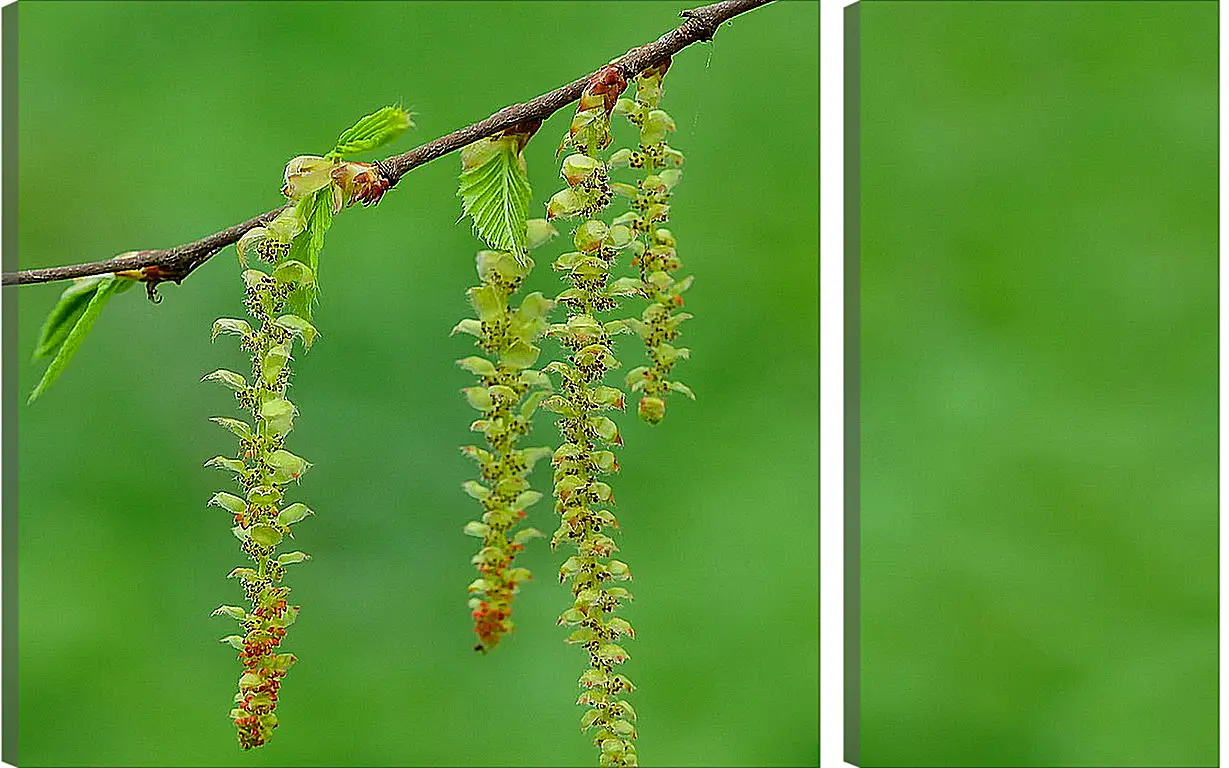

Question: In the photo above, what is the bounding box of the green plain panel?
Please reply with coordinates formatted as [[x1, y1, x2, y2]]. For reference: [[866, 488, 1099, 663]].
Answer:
[[855, 2, 1216, 766]]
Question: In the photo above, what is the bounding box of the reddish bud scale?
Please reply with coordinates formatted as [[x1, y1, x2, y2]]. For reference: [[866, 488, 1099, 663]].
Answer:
[[503, 118, 543, 153], [333, 162, 391, 208], [562, 66, 628, 156], [590, 66, 628, 115], [282, 156, 393, 212]]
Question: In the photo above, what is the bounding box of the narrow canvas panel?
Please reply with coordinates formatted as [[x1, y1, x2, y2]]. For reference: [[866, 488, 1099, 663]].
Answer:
[[850, 2, 1216, 766]]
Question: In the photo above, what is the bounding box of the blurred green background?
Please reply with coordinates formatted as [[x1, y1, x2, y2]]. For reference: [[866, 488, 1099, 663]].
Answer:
[[14, 2, 817, 766], [858, 2, 1215, 766]]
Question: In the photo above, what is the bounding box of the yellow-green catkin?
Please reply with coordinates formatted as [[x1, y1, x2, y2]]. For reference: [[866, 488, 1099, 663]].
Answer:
[[544, 65, 640, 767], [205, 259, 318, 750], [610, 58, 694, 425], [454, 221, 558, 651]]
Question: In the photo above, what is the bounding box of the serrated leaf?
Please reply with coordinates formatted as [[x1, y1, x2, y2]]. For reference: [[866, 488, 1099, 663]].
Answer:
[[28, 275, 132, 404], [458, 136, 532, 264], [331, 106, 413, 157]]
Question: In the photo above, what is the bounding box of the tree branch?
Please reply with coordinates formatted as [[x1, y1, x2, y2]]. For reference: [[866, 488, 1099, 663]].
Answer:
[[5, 0, 771, 289]]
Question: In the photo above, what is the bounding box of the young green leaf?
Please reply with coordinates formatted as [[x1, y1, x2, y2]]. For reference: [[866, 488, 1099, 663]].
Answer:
[[32, 275, 109, 360], [281, 191, 331, 320], [28, 275, 133, 404], [330, 106, 413, 157], [306, 190, 332, 277], [458, 135, 532, 265], [287, 188, 334, 320]]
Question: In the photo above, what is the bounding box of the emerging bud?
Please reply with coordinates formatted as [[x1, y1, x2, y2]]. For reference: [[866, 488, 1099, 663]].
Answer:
[[281, 155, 335, 200], [587, 65, 628, 115], [502, 117, 543, 153], [331, 161, 391, 209]]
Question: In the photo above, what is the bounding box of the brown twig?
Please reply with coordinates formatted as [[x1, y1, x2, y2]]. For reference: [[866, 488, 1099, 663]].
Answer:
[[4, 0, 771, 289]]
